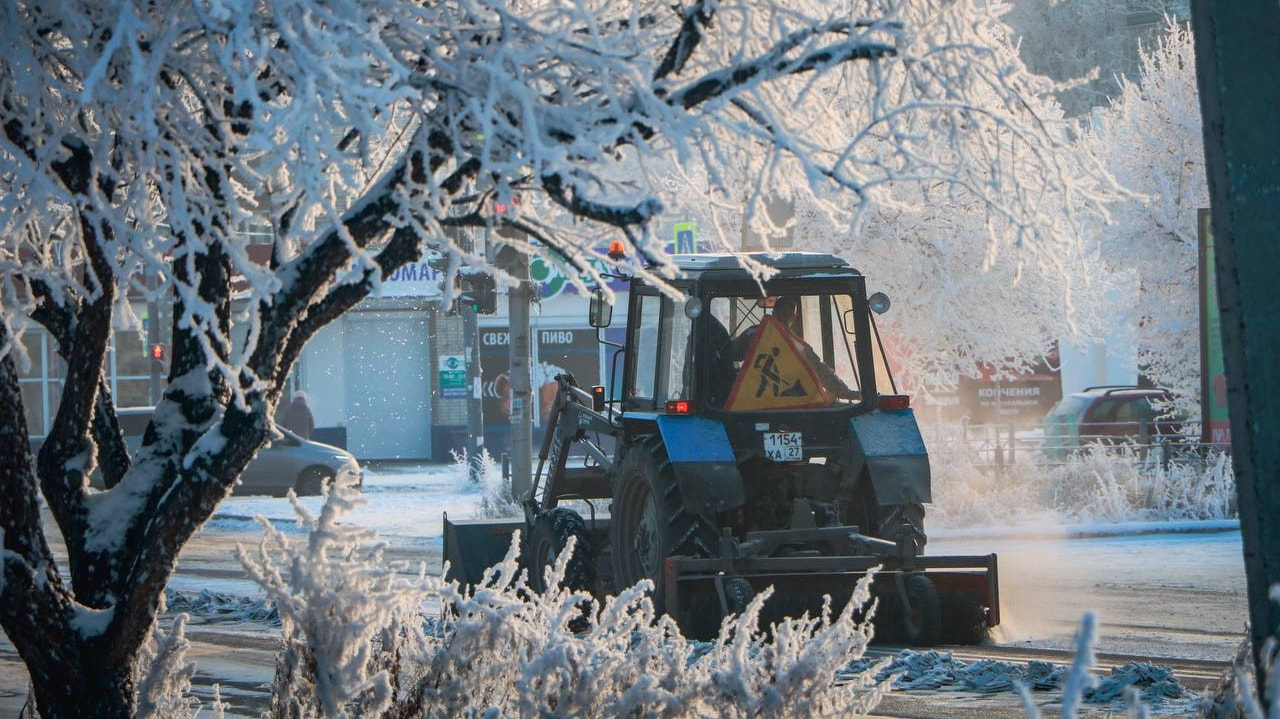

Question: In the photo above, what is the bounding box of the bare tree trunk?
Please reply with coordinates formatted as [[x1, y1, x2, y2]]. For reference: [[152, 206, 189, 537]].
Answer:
[[25, 655, 135, 719], [1190, 2, 1280, 705]]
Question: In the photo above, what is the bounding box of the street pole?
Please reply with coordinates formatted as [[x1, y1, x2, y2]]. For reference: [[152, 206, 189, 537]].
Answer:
[[508, 250, 534, 503], [462, 301, 484, 485]]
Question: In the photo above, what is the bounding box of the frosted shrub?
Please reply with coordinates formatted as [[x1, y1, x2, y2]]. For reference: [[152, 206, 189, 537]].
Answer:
[[384, 541, 886, 718], [245, 474, 890, 718], [239, 474, 429, 719], [451, 448, 521, 518], [924, 430, 1236, 526], [1045, 448, 1237, 523], [135, 614, 226, 719], [928, 440, 1055, 527], [1047, 448, 1149, 522]]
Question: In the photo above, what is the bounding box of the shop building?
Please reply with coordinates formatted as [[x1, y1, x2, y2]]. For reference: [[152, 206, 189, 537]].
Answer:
[[293, 253, 626, 462]]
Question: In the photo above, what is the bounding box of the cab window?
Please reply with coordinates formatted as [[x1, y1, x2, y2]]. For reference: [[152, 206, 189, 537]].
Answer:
[[627, 293, 692, 409], [705, 293, 866, 411], [629, 294, 661, 404]]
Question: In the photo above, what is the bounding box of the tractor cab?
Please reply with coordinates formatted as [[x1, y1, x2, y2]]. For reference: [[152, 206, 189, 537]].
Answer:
[[605, 253, 898, 417]]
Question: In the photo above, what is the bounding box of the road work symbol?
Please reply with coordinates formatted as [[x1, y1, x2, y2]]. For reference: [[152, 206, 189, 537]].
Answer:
[[725, 317, 831, 411]]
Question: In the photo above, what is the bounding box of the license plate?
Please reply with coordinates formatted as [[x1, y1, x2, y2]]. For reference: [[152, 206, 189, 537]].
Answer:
[[763, 432, 803, 462]]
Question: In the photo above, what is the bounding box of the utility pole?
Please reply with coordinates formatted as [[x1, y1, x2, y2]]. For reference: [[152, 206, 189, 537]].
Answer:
[[461, 301, 485, 485], [1191, 2, 1280, 704], [508, 250, 534, 503]]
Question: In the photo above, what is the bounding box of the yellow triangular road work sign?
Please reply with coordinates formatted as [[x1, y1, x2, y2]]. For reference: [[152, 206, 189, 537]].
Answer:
[[725, 316, 832, 411]]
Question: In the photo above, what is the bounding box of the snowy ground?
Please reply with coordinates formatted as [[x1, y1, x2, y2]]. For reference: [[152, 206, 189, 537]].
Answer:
[[0, 462, 1250, 717]]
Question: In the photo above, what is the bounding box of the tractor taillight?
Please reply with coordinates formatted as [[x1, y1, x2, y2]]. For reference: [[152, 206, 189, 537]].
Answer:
[[878, 394, 910, 410], [665, 399, 693, 415], [592, 385, 606, 412]]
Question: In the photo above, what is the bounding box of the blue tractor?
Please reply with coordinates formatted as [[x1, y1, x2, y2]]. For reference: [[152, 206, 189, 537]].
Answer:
[[445, 252, 999, 644]]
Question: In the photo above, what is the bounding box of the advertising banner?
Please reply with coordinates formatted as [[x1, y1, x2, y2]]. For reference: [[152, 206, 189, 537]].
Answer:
[[533, 327, 601, 427], [479, 328, 513, 457], [956, 347, 1063, 424]]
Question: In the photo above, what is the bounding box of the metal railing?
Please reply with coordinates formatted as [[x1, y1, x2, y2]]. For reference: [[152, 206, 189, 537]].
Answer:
[[922, 419, 1232, 476]]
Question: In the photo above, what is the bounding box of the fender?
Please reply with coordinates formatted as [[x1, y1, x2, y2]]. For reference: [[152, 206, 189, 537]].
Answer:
[[654, 414, 745, 514], [849, 409, 932, 506]]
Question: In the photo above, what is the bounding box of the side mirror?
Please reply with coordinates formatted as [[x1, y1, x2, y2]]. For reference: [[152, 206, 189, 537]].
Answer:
[[589, 288, 613, 328], [868, 291, 891, 315]]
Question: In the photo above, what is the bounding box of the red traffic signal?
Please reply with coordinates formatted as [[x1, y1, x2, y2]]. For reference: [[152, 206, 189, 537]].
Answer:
[[150, 343, 166, 361], [494, 195, 520, 217]]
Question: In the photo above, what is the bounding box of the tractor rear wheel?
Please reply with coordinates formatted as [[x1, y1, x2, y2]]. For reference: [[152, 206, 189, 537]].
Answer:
[[847, 472, 927, 556], [610, 437, 719, 617], [525, 507, 595, 595]]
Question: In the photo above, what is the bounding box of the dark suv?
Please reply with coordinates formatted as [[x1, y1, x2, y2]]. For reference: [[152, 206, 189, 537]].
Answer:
[[1041, 386, 1180, 458]]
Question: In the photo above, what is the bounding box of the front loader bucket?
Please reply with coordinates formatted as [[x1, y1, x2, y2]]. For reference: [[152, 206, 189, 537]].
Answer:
[[662, 553, 999, 645], [442, 514, 525, 585]]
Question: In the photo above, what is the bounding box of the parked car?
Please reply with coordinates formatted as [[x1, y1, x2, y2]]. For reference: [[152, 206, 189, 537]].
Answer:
[[86, 406, 362, 496], [1041, 386, 1182, 458]]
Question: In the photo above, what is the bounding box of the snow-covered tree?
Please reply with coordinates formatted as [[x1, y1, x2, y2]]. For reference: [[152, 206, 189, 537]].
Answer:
[[0, 1, 1120, 715], [720, 0, 1122, 397], [1081, 19, 1206, 410]]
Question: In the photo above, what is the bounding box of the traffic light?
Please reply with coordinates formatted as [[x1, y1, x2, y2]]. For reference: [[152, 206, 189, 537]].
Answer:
[[455, 272, 498, 315], [149, 343, 168, 380]]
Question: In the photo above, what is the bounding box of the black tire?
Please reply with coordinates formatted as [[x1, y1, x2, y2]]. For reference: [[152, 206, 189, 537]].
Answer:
[[295, 467, 331, 496], [940, 590, 989, 645], [525, 507, 595, 595], [610, 436, 719, 615], [899, 573, 942, 646]]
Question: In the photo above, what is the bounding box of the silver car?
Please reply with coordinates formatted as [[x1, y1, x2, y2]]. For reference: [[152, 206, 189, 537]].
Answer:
[[92, 406, 362, 497]]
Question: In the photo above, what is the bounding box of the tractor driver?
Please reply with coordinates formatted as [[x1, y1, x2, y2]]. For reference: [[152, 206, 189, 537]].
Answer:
[[732, 296, 860, 402]]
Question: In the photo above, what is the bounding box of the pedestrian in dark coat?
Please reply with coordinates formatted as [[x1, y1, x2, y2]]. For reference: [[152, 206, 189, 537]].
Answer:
[[282, 390, 315, 440]]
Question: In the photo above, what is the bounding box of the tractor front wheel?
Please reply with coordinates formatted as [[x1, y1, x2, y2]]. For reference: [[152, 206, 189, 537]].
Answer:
[[525, 507, 595, 595], [610, 437, 719, 617]]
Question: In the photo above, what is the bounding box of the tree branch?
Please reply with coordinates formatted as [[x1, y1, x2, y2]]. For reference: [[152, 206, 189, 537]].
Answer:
[[653, 0, 715, 83], [667, 26, 896, 110], [29, 280, 131, 489], [34, 139, 118, 601]]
